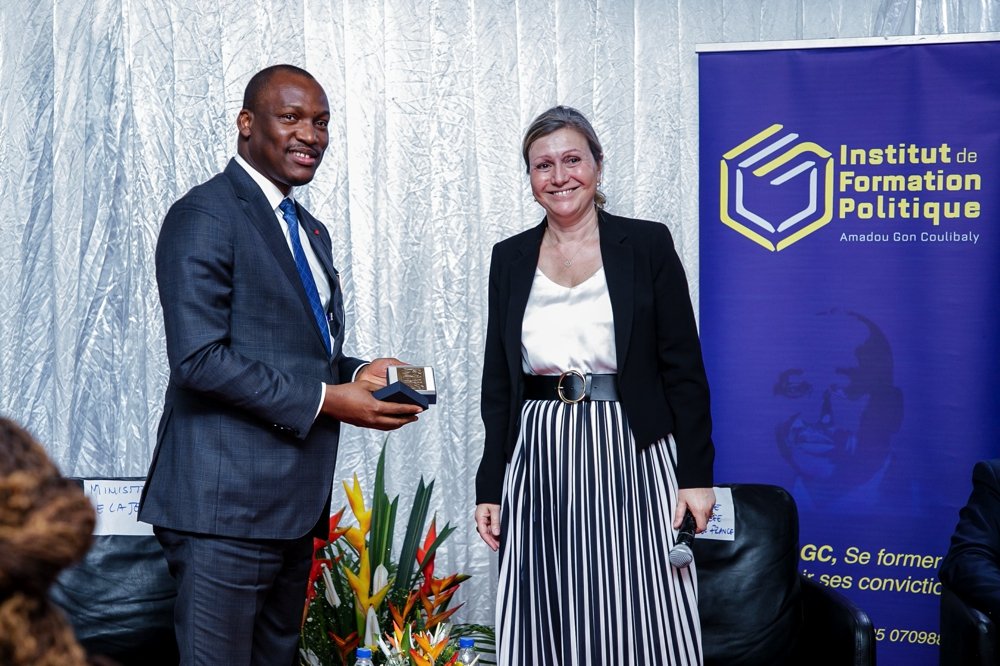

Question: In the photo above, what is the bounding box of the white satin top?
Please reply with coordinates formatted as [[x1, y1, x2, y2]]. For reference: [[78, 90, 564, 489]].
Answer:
[[520, 267, 618, 375]]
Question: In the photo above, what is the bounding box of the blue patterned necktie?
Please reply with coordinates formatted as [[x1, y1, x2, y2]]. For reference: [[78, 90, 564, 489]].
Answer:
[[279, 198, 332, 356]]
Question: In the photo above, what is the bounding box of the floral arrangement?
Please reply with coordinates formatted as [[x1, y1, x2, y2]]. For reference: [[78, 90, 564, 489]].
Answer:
[[300, 442, 494, 665]]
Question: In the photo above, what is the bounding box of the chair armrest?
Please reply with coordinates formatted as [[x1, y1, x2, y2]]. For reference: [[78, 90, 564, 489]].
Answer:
[[51, 534, 179, 665], [793, 575, 876, 666], [694, 484, 803, 665], [49, 479, 178, 665], [940, 584, 995, 666]]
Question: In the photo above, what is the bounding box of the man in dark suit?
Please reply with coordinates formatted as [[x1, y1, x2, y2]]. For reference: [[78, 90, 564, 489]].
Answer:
[[940, 459, 1000, 620], [138, 64, 422, 665]]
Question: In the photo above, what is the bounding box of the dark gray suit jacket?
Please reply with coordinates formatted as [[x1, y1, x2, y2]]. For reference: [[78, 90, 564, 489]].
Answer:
[[476, 210, 714, 504], [940, 459, 1000, 619], [139, 160, 365, 540]]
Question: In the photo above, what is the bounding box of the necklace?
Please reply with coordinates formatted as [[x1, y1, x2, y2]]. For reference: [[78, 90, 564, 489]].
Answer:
[[548, 222, 598, 268]]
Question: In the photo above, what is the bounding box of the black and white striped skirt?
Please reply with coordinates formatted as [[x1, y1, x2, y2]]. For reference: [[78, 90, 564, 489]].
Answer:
[[496, 399, 702, 665]]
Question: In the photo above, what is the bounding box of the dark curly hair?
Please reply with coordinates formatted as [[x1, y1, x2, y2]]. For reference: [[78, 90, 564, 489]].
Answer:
[[0, 417, 95, 666]]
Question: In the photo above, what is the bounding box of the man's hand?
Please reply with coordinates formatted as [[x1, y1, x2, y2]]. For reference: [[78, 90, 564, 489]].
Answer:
[[356, 357, 408, 387], [322, 380, 421, 430]]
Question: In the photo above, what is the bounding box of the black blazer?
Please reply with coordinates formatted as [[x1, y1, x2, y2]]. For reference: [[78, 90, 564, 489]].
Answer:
[[475, 210, 714, 504], [940, 459, 1000, 619]]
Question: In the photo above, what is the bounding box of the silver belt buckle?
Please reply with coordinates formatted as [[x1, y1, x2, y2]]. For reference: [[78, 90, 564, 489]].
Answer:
[[557, 370, 587, 404]]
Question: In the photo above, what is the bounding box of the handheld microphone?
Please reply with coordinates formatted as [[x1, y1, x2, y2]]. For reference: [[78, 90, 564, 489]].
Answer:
[[668, 511, 697, 568]]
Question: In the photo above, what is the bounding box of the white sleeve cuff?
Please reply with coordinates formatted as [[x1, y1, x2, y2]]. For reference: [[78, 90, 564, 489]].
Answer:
[[315, 383, 325, 420]]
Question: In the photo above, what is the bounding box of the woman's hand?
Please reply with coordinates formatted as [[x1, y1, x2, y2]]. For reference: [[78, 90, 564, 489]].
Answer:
[[475, 503, 501, 551], [674, 487, 716, 533]]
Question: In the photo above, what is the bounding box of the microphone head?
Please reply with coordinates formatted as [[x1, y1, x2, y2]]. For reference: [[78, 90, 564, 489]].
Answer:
[[668, 543, 693, 568]]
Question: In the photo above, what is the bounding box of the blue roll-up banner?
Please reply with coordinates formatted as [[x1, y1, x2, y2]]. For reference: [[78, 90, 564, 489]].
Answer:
[[698, 34, 1000, 662]]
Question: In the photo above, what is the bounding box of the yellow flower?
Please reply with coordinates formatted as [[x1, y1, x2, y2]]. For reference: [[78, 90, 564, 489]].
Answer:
[[343, 546, 391, 615], [411, 625, 451, 662], [299, 442, 484, 665], [344, 474, 372, 535], [344, 526, 366, 553], [409, 653, 433, 666]]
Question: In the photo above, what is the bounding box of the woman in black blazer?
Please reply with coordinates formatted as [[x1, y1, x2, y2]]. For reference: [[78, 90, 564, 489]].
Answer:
[[474, 106, 716, 665]]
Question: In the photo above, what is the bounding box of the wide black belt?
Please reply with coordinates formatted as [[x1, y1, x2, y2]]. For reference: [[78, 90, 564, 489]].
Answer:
[[523, 372, 620, 404]]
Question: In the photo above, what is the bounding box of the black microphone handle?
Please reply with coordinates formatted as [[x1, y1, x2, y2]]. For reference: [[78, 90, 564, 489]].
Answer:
[[676, 510, 696, 546], [669, 510, 697, 568]]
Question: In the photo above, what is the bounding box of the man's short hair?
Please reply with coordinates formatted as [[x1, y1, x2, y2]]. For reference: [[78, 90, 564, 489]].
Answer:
[[242, 64, 315, 111]]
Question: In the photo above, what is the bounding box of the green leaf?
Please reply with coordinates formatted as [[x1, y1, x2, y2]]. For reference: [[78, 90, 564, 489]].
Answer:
[[391, 477, 433, 599], [370, 439, 397, 574], [413, 518, 457, 589], [301, 435, 493, 664]]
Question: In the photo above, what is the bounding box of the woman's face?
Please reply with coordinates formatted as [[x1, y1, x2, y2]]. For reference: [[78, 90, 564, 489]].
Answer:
[[527, 127, 601, 227]]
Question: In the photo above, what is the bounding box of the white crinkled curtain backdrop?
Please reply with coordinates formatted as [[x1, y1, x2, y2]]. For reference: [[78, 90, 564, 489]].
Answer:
[[0, 0, 996, 625]]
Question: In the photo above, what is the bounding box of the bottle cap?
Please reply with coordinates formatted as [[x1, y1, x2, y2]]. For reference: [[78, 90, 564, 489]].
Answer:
[[459, 637, 475, 649], [356, 647, 373, 658]]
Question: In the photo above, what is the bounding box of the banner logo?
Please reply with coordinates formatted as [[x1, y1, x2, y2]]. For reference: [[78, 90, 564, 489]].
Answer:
[[720, 124, 834, 251]]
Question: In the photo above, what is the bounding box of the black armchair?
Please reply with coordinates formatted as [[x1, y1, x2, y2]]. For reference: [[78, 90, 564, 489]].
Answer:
[[694, 483, 877, 666], [939, 582, 995, 666], [50, 478, 178, 666]]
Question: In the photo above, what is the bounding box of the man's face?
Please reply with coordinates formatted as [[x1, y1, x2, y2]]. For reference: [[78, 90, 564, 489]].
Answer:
[[773, 314, 900, 488], [238, 71, 330, 194]]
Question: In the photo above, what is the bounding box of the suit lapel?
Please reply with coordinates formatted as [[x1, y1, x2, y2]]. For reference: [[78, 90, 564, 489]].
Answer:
[[299, 206, 336, 280], [225, 161, 304, 299], [505, 215, 634, 374], [224, 161, 334, 355], [599, 211, 634, 369], [505, 222, 545, 380], [298, 206, 345, 347]]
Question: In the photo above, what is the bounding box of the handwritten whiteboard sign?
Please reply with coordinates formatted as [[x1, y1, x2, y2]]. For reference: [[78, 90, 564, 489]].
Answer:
[[696, 486, 735, 541], [83, 479, 153, 536]]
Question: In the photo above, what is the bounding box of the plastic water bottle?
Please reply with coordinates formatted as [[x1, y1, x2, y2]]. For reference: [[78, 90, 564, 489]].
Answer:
[[355, 647, 374, 666], [457, 637, 478, 665]]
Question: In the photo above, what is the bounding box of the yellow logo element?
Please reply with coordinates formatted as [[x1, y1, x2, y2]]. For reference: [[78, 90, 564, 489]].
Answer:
[[720, 124, 834, 251]]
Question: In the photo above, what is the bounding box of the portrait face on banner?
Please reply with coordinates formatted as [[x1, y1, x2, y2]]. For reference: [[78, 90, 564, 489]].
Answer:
[[772, 310, 903, 511]]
